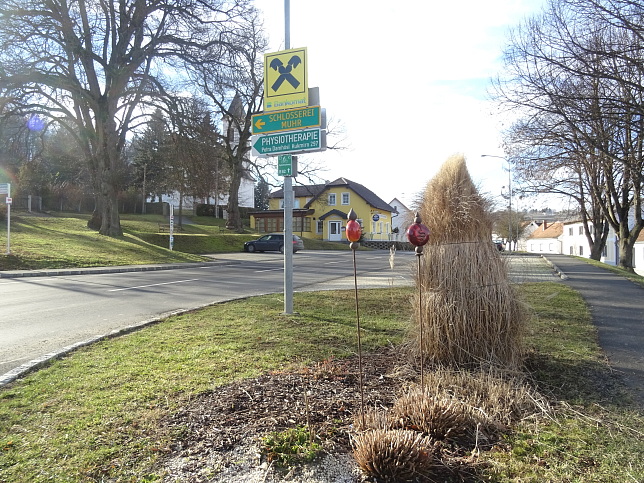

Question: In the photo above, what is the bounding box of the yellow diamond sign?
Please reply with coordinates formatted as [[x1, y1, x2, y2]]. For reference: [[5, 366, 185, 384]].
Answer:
[[264, 47, 308, 112]]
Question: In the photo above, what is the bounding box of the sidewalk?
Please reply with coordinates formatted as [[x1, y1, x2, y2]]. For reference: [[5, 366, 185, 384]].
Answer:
[[545, 254, 644, 406]]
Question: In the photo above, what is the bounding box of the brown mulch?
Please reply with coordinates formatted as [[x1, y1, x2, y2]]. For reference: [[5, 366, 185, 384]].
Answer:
[[159, 347, 414, 480]]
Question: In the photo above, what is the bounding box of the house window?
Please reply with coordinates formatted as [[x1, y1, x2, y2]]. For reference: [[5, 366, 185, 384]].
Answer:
[[293, 217, 311, 233], [279, 197, 299, 209], [341, 192, 350, 205], [570, 246, 574, 255], [317, 220, 323, 234], [579, 226, 583, 235], [328, 193, 336, 205], [257, 217, 281, 233], [569, 227, 573, 236], [602, 245, 607, 257], [549, 243, 554, 251], [579, 246, 584, 255]]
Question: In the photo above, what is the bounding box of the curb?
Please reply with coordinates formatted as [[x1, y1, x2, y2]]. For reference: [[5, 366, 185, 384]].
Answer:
[[541, 255, 569, 280], [0, 260, 236, 279]]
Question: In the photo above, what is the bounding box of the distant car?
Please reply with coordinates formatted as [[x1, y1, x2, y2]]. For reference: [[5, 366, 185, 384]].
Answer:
[[493, 240, 505, 251], [244, 233, 304, 253]]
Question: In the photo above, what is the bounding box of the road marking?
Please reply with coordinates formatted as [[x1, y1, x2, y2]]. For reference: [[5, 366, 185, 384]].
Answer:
[[254, 268, 283, 273], [108, 279, 200, 292]]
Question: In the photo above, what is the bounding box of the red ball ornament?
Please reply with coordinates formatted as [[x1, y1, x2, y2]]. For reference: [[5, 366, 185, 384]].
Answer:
[[346, 219, 361, 242], [346, 208, 362, 243], [407, 222, 430, 247]]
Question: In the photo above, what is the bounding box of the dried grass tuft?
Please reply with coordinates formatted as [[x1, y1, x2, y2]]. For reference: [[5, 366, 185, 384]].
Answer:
[[391, 389, 476, 445], [420, 367, 548, 428], [352, 429, 437, 482], [410, 154, 526, 368], [353, 409, 391, 432]]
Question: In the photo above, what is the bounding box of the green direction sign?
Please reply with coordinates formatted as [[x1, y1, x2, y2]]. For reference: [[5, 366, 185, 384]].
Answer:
[[278, 155, 293, 176], [252, 106, 320, 135], [252, 128, 324, 157]]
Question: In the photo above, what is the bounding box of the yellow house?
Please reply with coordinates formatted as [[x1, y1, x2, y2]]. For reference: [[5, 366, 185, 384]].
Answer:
[[249, 178, 395, 241]]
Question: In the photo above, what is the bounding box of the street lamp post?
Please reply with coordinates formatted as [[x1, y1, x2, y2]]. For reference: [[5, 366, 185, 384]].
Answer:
[[481, 154, 512, 251]]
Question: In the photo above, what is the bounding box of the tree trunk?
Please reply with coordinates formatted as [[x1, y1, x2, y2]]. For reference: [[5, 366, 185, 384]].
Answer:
[[87, 143, 123, 236], [618, 234, 635, 272], [226, 161, 243, 232]]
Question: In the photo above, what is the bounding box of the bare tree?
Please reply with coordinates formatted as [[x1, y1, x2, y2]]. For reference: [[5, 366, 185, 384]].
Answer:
[[0, 0, 251, 236], [180, 8, 265, 231], [495, 0, 644, 269]]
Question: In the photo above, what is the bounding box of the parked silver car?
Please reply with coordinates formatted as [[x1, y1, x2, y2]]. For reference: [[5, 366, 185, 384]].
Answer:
[[244, 233, 304, 253]]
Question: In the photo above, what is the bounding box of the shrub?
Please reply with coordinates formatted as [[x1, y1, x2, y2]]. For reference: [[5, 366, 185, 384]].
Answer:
[[352, 429, 436, 482], [195, 203, 223, 217]]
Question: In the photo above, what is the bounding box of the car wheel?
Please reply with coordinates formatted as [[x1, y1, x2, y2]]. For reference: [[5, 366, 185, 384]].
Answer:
[[247, 244, 255, 253], [279, 245, 284, 254]]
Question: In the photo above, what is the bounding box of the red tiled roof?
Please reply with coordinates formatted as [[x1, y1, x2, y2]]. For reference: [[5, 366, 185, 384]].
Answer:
[[529, 221, 564, 239], [637, 229, 644, 243]]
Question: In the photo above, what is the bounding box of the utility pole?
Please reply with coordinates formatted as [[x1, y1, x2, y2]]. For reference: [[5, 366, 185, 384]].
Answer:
[[481, 154, 512, 250]]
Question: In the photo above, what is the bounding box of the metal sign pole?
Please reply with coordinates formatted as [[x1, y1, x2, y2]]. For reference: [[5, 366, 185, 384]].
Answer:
[[5, 183, 10, 255], [169, 204, 174, 251], [283, 0, 294, 314]]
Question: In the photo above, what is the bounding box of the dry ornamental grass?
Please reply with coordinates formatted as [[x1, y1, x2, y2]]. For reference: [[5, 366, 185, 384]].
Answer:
[[351, 429, 437, 482], [410, 154, 526, 368]]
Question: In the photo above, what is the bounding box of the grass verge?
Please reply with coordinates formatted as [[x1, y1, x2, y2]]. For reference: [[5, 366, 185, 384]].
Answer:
[[0, 289, 408, 482], [483, 282, 644, 482], [0, 283, 642, 482], [0, 212, 351, 270]]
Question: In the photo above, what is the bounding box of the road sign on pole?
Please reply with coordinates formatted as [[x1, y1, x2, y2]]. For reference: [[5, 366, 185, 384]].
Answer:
[[252, 128, 325, 157], [252, 106, 321, 135], [264, 47, 308, 112], [278, 155, 299, 176]]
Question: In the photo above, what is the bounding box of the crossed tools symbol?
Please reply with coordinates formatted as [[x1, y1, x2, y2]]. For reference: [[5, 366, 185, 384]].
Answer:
[[269, 55, 302, 92]]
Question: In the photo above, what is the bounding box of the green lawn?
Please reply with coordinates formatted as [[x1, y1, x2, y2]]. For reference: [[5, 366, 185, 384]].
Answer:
[[0, 212, 349, 271], [0, 283, 642, 482]]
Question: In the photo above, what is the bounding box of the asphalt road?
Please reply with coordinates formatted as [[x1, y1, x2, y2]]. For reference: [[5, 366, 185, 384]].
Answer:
[[0, 250, 416, 378]]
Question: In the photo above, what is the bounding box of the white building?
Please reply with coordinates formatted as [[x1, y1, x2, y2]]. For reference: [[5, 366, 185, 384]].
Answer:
[[633, 231, 644, 276], [389, 198, 414, 241], [526, 221, 564, 254], [526, 218, 644, 276], [559, 220, 619, 265]]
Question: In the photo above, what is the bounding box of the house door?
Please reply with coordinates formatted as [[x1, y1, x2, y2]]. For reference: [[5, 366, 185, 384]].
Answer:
[[329, 221, 342, 241]]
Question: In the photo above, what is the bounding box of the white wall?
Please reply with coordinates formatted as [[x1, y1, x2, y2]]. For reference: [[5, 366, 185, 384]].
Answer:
[[560, 221, 618, 265], [527, 238, 562, 254], [389, 198, 414, 241], [634, 241, 644, 276]]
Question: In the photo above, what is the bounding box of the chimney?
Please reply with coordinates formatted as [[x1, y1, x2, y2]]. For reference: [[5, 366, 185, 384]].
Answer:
[[542, 220, 548, 231]]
